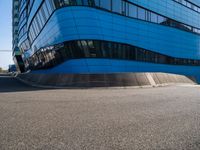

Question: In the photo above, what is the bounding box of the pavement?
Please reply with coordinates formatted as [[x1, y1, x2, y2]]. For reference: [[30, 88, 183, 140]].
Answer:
[[0, 74, 200, 150]]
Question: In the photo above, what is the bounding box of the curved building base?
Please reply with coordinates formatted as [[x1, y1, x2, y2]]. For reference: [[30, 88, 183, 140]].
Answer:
[[16, 73, 196, 88]]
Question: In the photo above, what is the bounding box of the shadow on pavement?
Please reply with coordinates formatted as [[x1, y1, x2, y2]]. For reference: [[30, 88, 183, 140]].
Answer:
[[0, 74, 48, 93]]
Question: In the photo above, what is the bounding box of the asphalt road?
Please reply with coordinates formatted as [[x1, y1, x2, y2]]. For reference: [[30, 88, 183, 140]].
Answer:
[[0, 74, 200, 150]]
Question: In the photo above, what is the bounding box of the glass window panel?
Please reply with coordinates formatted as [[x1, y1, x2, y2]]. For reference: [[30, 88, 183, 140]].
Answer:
[[63, 0, 70, 5], [186, 2, 192, 8], [82, 0, 88, 6], [150, 12, 157, 23], [93, 0, 100, 7], [182, 0, 187, 5], [69, 0, 76, 5], [138, 7, 146, 20], [87, 40, 97, 57], [157, 15, 166, 24], [47, 0, 55, 13], [121, 1, 126, 15], [100, 0, 111, 10], [112, 0, 121, 13], [76, 0, 83, 5], [43, 3, 50, 19], [129, 4, 137, 18], [194, 5, 198, 11], [88, 0, 96, 6], [38, 11, 45, 26]]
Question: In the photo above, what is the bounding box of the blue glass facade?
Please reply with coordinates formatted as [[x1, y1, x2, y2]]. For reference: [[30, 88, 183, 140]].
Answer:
[[13, 0, 200, 81]]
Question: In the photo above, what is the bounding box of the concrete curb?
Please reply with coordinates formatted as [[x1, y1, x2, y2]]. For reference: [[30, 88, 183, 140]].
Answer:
[[15, 75, 154, 89], [15, 72, 196, 89]]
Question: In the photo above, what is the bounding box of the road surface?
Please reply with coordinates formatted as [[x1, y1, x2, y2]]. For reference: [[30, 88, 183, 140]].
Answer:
[[0, 74, 200, 150]]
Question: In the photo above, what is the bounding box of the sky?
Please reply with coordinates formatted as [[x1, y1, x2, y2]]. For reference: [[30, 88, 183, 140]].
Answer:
[[0, 0, 13, 69]]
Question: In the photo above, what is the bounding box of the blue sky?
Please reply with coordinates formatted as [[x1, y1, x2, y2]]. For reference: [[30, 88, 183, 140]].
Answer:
[[0, 0, 13, 69]]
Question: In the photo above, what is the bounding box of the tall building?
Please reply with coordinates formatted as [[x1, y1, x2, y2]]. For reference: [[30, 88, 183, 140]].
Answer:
[[13, 0, 200, 82], [12, 0, 25, 72]]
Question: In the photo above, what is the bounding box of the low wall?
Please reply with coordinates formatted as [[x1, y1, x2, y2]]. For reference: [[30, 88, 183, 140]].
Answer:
[[16, 72, 196, 88]]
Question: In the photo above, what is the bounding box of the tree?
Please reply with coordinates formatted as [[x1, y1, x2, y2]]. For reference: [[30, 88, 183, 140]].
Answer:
[[0, 67, 7, 73]]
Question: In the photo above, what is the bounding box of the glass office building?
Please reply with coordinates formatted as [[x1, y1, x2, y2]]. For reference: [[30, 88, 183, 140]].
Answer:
[[13, 0, 200, 82], [12, 0, 25, 72]]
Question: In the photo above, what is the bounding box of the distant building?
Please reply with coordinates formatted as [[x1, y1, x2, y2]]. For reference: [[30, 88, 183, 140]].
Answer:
[[12, 0, 200, 82], [8, 64, 17, 72]]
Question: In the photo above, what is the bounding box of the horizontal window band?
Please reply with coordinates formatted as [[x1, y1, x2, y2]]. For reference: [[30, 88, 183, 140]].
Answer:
[[24, 40, 200, 71], [173, 0, 200, 14]]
